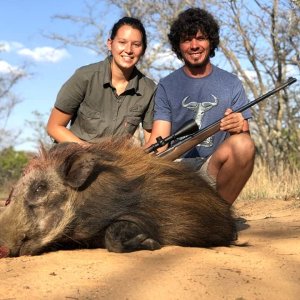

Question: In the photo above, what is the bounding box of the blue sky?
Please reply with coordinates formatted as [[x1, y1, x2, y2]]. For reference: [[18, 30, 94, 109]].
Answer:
[[0, 0, 116, 151]]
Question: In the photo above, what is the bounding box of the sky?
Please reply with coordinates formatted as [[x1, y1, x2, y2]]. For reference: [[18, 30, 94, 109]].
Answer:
[[0, 0, 116, 151]]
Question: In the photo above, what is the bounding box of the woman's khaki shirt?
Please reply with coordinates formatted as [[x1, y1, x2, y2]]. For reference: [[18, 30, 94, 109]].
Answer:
[[55, 56, 156, 141]]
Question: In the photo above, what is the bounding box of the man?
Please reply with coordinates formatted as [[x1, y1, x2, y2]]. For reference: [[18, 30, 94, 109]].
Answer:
[[145, 8, 255, 205]]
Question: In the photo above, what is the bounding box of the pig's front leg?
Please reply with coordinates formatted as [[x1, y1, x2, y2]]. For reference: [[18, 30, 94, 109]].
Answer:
[[104, 221, 161, 252]]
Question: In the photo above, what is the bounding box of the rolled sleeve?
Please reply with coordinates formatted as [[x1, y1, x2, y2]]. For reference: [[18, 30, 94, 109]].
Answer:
[[141, 94, 155, 130], [153, 83, 172, 122], [55, 70, 88, 115]]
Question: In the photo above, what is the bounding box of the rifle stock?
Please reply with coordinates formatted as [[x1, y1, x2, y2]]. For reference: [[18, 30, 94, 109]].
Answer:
[[157, 77, 297, 161]]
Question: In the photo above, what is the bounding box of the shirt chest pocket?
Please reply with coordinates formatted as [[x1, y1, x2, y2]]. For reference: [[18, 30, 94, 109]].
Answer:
[[77, 103, 103, 135], [124, 115, 142, 135], [125, 104, 145, 134]]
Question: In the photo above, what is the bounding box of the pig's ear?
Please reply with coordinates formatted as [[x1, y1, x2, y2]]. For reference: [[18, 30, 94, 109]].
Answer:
[[58, 152, 98, 188]]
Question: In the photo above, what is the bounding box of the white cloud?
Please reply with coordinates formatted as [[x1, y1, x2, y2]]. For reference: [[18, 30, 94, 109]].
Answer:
[[0, 41, 23, 53], [0, 60, 25, 75], [1, 41, 70, 63], [17, 47, 70, 63]]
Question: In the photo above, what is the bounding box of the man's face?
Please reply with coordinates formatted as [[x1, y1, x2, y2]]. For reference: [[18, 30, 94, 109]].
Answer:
[[179, 30, 211, 69]]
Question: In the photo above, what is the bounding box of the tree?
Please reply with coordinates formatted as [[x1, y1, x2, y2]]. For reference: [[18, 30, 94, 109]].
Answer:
[[206, 0, 300, 169], [46, 0, 300, 170], [25, 110, 53, 150], [0, 47, 27, 150], [0, 147, 29, 186]]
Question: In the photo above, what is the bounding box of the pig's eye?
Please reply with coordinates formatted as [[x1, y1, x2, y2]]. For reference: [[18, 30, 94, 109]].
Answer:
[[29, 180, 49, 196], [36, 184, 46, 193], [26, 180, 50, 207]]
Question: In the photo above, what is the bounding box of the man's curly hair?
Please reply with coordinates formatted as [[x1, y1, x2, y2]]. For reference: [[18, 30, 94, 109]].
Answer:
[[168, 8, 220, 60]]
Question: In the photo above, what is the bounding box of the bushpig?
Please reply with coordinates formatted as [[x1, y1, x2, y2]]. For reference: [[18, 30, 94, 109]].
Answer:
[[0, 139, 237, 257]]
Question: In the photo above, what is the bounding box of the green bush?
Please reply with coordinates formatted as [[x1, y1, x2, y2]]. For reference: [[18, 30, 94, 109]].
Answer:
[[0, 147, 29, 186]]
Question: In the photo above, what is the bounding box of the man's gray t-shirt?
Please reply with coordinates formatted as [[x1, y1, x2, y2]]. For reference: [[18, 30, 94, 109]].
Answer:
[[55, 56, 156, 141], [154, 65, 251, 158]]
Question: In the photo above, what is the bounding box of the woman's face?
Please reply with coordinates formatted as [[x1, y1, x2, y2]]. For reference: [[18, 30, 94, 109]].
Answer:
[[107, 24, 144, 71]]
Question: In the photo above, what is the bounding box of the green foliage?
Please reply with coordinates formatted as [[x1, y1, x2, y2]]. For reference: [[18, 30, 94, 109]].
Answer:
[[0, 147, 29, 186]]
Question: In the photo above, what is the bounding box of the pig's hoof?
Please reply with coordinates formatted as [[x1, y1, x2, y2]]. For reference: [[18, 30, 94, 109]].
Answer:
[[105, 221, 161, 252], [122, 234, 161, 251], [139, 236, 161, 250]]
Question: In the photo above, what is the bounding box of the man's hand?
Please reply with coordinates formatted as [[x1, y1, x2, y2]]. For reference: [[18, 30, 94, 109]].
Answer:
[[220, 108, 247, 134]]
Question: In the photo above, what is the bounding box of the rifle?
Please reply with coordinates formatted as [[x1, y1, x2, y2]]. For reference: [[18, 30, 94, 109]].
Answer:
[[146, 77, 297, 161]]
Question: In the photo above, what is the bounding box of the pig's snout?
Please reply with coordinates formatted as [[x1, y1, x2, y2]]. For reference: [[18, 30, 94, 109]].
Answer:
[[0, 246, 10, 258]]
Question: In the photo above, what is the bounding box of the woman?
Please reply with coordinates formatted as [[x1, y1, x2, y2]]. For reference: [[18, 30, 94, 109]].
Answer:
[[47, 17, 156, 145]]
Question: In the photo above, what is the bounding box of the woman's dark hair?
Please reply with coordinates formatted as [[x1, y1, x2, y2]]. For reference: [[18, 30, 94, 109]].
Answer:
[[168, 8, 220, 60], [110, 17, 147, 55]]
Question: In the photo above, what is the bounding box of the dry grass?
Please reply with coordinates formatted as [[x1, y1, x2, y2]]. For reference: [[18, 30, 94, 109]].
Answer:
[[238, 160, 300, 201]]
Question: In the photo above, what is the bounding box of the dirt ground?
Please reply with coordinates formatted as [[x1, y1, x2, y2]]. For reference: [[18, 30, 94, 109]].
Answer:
[[0, 197, 300, 300]]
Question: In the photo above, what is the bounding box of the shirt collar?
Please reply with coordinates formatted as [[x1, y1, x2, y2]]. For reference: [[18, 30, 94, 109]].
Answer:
[[103, 56, 141, 95]]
